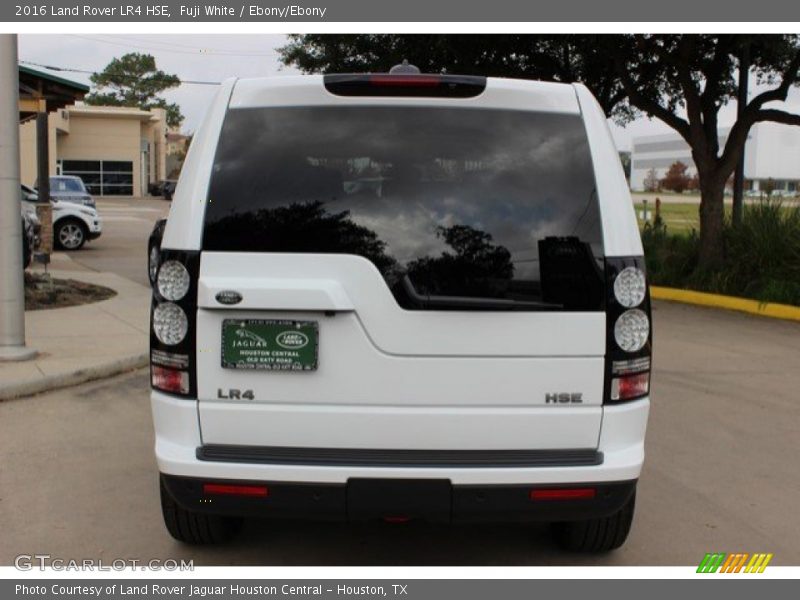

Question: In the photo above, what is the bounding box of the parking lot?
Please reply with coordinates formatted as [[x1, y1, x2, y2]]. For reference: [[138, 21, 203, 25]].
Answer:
[[1, 196, 799, 565], [63, 196, 170, 286]]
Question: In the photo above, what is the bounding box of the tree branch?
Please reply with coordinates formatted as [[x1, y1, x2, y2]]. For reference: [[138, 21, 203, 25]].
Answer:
[[612, 54, 691, 141], [719, 46, 800, 177], [699, 36, 734, 155], [755, 108, 800, 126], [674, 37, 709, 155], [743, 48, 800, 114], [718, 108, 800, 177]]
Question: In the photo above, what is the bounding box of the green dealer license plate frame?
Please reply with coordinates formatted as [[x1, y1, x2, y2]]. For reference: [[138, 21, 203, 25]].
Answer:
[[221, 319, 319, 371]]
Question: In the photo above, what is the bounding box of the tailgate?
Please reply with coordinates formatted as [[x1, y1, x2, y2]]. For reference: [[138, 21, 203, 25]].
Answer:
[[196, 253, 605, 450]]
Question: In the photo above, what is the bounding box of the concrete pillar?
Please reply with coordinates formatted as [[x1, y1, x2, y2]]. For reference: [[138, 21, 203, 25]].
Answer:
[[0, 34, 37, 360]]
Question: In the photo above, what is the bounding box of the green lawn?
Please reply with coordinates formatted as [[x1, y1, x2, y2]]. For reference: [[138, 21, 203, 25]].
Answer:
[[631, 188, 800, 236], [633, 202, 702, 235], [634, 201, 799, 235]]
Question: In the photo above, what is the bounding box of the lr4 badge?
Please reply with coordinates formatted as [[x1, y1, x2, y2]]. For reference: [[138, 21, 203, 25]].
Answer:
[[221, 319, 318, 371]]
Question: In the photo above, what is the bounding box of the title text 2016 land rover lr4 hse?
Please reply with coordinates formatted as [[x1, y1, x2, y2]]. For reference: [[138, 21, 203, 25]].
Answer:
[[149, 69, 652, 552]]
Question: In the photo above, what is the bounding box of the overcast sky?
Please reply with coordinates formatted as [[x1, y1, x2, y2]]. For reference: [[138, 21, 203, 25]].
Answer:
[[17, 34, 800, 151]]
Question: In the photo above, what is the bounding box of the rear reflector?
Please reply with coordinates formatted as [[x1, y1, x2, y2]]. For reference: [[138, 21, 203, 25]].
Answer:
[[151, 365, 189, 395], [530, 488, 596, 501], [324, 74, 486, 98], [203, 483, 269, 497], [610, 372, 650, 401], [383, 515, 411, 523]]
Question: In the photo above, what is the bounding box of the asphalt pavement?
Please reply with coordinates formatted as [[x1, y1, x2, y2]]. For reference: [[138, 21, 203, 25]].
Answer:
[[64, 196, 170, 286]]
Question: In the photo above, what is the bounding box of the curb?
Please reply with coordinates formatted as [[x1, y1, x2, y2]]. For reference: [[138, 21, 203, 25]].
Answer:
[[650, 286, 800, 322], [0, 353, 148, 401]]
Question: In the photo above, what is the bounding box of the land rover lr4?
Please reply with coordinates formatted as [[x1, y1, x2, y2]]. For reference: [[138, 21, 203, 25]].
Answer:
[[149, 71, 652, 552]]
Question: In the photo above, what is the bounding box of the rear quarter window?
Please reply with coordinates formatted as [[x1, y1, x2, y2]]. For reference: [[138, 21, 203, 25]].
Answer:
[[203, 106, 605, 311]]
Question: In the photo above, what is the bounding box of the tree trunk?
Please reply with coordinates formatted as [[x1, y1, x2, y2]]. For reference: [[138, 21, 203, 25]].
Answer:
[[697, 173, 726, 269]]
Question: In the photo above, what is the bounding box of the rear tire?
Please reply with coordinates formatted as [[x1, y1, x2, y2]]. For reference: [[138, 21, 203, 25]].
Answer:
[[551, 490, 635, 552], [160, 478, 242, 544]]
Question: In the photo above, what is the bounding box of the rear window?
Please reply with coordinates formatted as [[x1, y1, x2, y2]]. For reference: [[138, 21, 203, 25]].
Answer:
[[203, 106, 605, 311]]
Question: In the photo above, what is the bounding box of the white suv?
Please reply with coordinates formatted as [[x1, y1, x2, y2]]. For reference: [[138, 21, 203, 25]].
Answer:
[[21, 184, 102, 250], [149, 70, 652, 552]]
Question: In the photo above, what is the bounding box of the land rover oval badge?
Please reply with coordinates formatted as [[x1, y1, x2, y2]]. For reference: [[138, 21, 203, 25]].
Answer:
[[216, 290, 242, 305]]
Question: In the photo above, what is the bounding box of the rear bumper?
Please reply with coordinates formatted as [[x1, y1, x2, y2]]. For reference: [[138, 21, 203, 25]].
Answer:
[[161, 473, 637, 523], [151, 392, 649, 486]]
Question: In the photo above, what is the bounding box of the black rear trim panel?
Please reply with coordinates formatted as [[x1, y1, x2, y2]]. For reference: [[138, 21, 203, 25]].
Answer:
[[161, 474, 635, 523], [196, 445, 603, 468]]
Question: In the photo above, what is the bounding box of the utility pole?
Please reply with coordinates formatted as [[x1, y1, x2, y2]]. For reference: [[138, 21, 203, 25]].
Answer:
[[732, 42, 750, 227], [0, 34, 36, 361]]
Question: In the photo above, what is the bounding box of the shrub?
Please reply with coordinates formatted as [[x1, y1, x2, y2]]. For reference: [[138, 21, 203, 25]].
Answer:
[[643, 198, 800, 306]]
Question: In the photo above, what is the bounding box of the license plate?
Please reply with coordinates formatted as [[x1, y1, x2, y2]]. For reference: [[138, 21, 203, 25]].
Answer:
[[221, 319, 318, 371]]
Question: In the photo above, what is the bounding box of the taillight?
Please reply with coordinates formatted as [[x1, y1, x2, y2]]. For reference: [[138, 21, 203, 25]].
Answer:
[[150, 250, 199, 397], [610, 371, 650, 401], [604, 257, 652, 403], [324, 74, 486, 98], [151, 365, 189, 395]]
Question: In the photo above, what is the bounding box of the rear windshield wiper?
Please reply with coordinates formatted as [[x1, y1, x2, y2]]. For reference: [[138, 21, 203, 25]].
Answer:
[[401, 275, 562, 311]]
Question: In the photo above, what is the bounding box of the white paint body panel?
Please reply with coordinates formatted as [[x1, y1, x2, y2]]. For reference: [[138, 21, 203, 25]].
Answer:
[[51, 201, 103, 235], [200, 402, 602, 450], [162, 78, 235, 251], [230, 75, 581, 113], [573, 84, 643, 258], [153, 392, 649, 484], [198, 252, 605, 357]]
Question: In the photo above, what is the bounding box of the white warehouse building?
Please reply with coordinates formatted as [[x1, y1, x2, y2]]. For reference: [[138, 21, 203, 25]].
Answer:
[[630, 122, 800, 195]]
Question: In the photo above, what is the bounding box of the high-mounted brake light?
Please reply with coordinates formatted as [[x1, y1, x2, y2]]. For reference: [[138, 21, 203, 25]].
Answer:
[[324, 73, 486, 98], [369, 74, 440, 87]]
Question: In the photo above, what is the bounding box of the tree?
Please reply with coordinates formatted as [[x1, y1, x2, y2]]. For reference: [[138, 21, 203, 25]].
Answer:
[[602, 35, 800, 267], [85, 53, 184, 128], [279, 35, 631, 118], [619, 152, 632, 181], [660, 161, 692, 193], [643, 168, 660, 192], [279, 34, 800, 268]]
